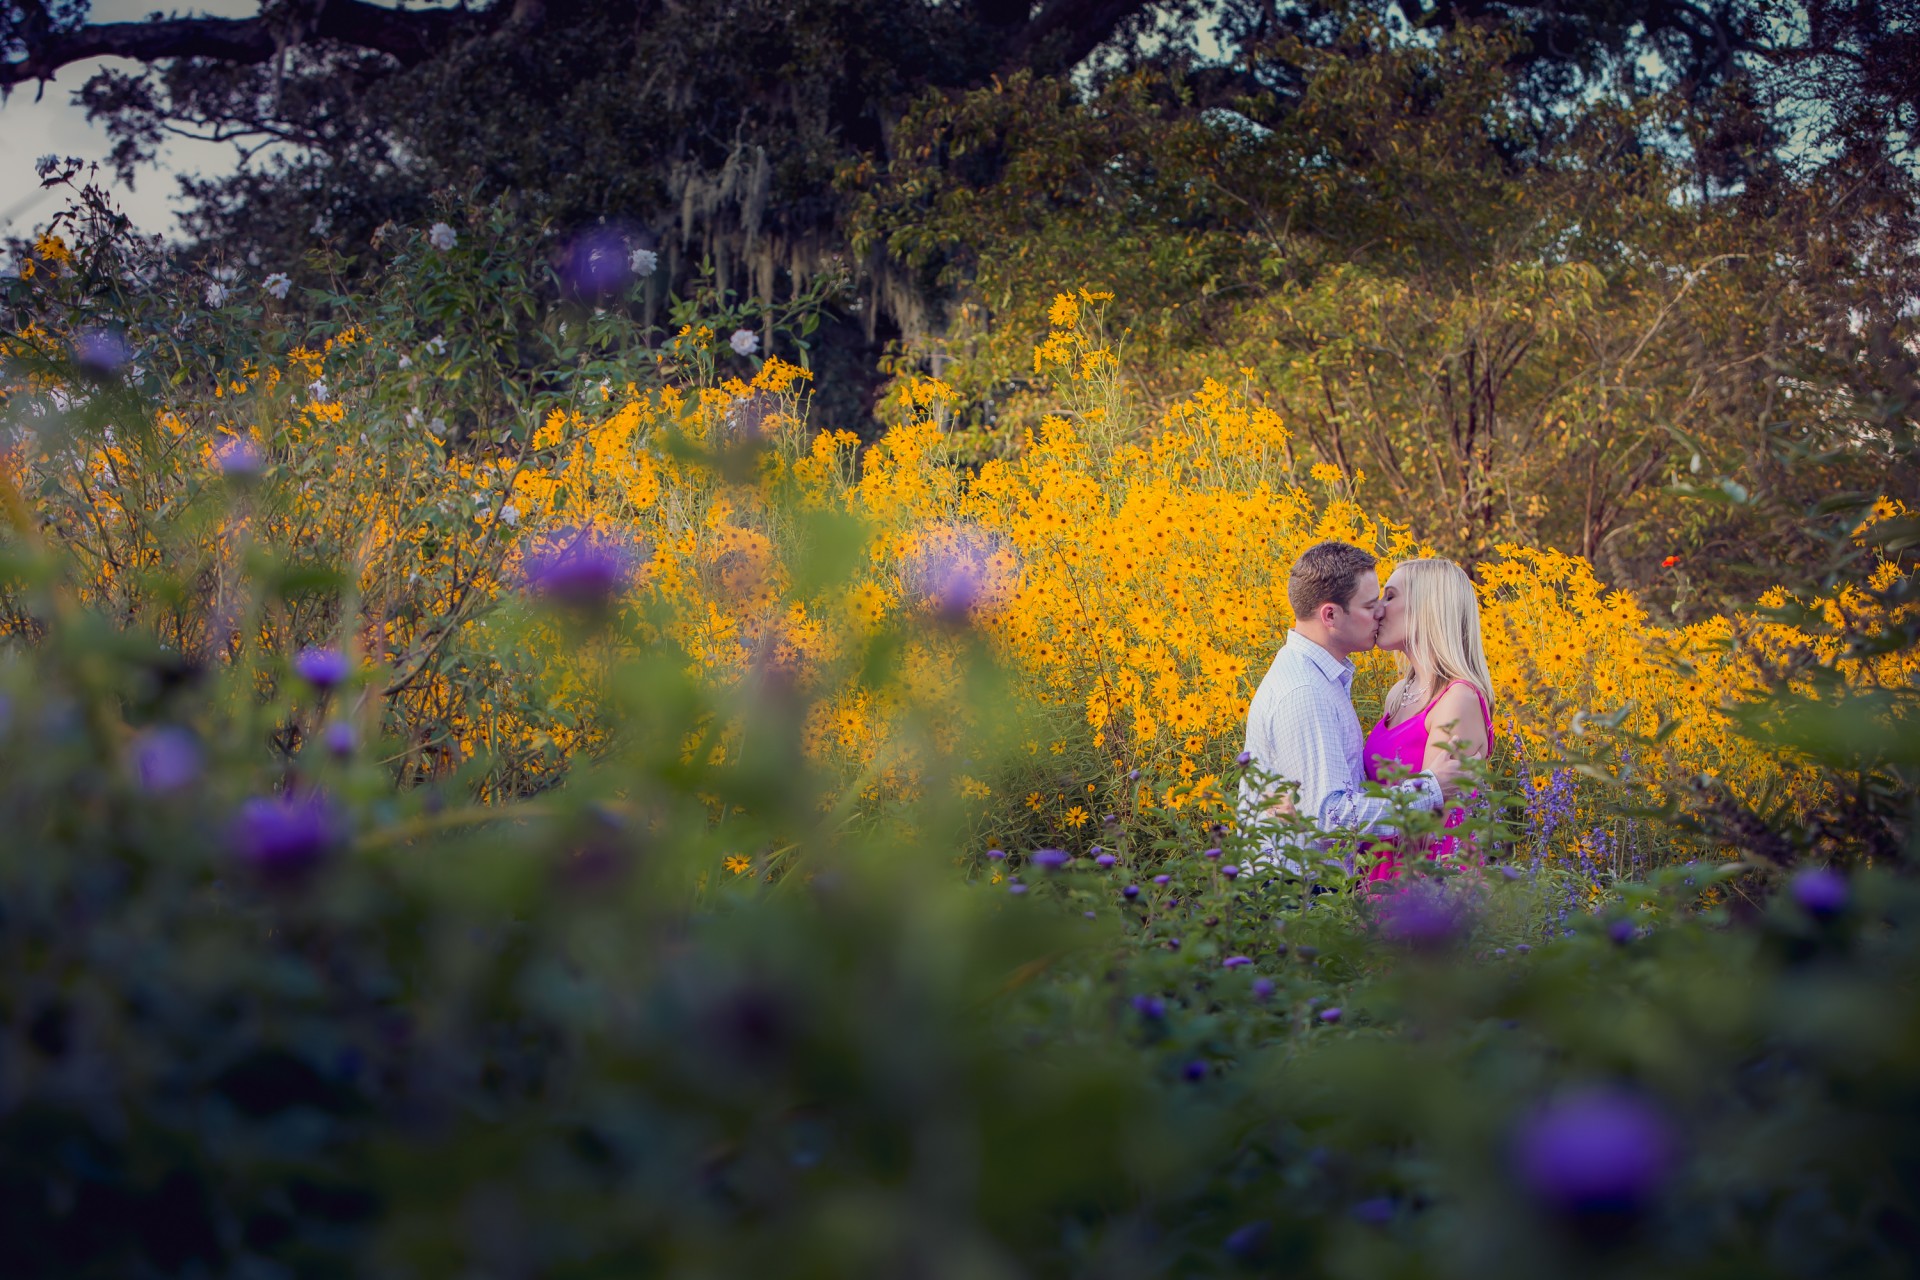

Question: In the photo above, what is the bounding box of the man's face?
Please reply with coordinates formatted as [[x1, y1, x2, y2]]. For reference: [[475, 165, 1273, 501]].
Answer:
[[1329, 569, 1384, 656]]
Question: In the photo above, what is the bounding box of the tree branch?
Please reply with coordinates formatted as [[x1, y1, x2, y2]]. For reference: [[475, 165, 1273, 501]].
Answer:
[[2, 0, 481, 91], [997, 0, 1158, 77]]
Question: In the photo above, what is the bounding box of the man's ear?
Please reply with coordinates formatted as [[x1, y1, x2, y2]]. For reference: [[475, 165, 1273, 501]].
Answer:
[[1317, 601, 1340, 628]]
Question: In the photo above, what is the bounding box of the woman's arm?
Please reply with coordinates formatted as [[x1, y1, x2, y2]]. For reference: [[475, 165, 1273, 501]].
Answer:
[[1422, 684, 1490, 773]]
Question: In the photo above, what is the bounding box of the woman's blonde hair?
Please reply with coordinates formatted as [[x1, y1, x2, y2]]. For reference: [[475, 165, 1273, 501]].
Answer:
[[1392, 558, 1494, 717]]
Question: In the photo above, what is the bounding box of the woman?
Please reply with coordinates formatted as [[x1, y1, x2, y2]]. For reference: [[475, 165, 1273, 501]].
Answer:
[[1363, 557, 1495, 883]]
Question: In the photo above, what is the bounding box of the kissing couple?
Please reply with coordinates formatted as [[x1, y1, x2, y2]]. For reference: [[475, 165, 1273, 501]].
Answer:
[[1238, 540, 1495, 883]]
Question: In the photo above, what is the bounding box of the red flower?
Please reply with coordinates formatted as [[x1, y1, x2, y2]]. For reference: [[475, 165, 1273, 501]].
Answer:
[[1661, 555, 1681, 568]]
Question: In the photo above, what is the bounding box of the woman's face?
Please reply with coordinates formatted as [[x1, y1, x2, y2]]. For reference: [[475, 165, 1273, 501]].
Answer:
[[1376, 567, 1411, 653]]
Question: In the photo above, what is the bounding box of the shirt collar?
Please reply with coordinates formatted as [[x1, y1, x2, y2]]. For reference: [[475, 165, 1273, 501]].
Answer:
[[1284, 628, 1355, 689]]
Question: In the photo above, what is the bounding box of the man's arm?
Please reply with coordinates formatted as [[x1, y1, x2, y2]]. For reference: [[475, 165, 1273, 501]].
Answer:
[[1266, 686, 1443, 836]]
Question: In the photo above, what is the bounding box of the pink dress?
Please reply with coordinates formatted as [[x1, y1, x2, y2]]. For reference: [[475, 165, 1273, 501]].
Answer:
[[1361, 679, 1493, 884]]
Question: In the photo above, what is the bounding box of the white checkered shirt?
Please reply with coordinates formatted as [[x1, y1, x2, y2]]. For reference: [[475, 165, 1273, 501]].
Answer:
[[1238, 630, 1441, 868]]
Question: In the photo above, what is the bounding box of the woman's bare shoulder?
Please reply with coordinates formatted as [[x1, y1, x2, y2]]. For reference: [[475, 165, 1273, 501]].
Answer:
[[1428, 683, 1490, 747]]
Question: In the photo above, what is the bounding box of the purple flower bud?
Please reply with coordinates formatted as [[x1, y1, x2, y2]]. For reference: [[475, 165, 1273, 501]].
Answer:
[[1319, 1007, 1343, 1024], [1031, 848, 1069, 871], [1152, 874, 1170, 885], [1183, 1060, 1208, 1082], [323, 721, 356, 759], [1102, 812, 1118, 825], [1251, 977, 1275, 1001], [1084, 910, 1096, 919], [1203, 847, 1221, 860], [1517, 943, 1532, 954], [1501, 865, 1522, 881], [1131, 995, 1165, 1019], [1514, 1089, 1673, 1216], [1222, 864, 1239, 879], [1494, 947, 1508, 957], [1127, 769, 1140, 781], [130, 726, 201, 793], [986, 848, 1006, 861], [1222, 955, 1252, 969], [1095, 852, 1117, 869], [1007, 882, 1027, 895], [292, 646, 349, 691], [1123, 884, 1139, 899], [1791, 867, 1848, 919], [1608, 918, 1637, 945], [232, 791, 340, 881], [1235, 750, 1252, 767]]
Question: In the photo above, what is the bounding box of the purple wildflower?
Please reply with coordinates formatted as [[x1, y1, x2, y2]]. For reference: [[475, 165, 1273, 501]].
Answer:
[[1095, 852, 1117, 869], [1513, 1089, 1673, 1217], [1235, 750, 1252, 767], [130, 727, 201, 793], [559, 227, 634, 299], [1131, 995, 1165, 1020], [1123, 884, 1139, 899], [1319, 1007, 1343, 1024], [906, 527, 1000, 622], [1007, 882, 1027, 895], [1203, 847, 1221, 860], [1127, 769, 1140, 781], [1251, 977, 1275, 1001], [1152, 874, 1170, 885], [1222, 955, 1252, 969], [1350, 1198, 1395, 1225], [1031, 848, 1069, 871], [1791, 867, 1849, 919], [1183, 1060, 1208, 1082], [1608, 918, 1637, 945], [232, 791, 340, 881], [1222, 864, 1239, 880], [292, 647, 349, 691], [986, 848, 1006, 860]]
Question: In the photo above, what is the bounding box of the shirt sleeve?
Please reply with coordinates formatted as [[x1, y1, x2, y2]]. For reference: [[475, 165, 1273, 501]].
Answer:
[[1265, 683, 1441, 836]]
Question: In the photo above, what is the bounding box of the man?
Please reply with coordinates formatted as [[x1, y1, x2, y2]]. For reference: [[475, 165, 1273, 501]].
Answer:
[[1239, 541, 1459, 872]]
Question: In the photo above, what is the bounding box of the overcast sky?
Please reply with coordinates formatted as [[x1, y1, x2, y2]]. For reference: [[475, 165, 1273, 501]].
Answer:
[[2, 0, 254, 243]]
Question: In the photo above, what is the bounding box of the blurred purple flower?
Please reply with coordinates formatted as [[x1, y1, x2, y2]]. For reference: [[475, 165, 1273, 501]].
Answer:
[[1251, 977, 1275, 1001], [1122, 884, 1139, 899], [292, 647, 349, 691], [73, 327, 131, 376], [1514, 1088, 1673, 1216], [1131, 995, 1165, 1020], [131, 727, 200, 793], [1152, 874, 1170, 885], [1183, 1060, 1208, 1082], [323, 721, 356, 759], [1235, 750, 1252, 767], [1350, 1197, 1395, 1225], [1222, 955, 1252, 969], [1224, 1221, 1270, 1259], [214, 436, 263, 476], [986, 848, 1006, 861], [1608, 918, 1637, 945], [1203, 847, 1221, 860], [1377, 880, 1471, 950], [904, 524, 1010, 623], [1127, 769, 1140, 781], [1319, 1007, 1343, 1024], [1791, 867, 1849, 919], [232, 791, 340, 880], [524, 527, 637, 611], [1031, 848, 1069, 871], [1222, 864, 1239, 880], [1007, 882, 1027, 895], [1095, 852, 1117, 868], [560, 228, 632, 298]]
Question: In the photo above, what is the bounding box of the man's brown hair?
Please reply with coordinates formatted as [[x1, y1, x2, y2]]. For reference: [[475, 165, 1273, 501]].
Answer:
[[1288, 541, 1378, 620]]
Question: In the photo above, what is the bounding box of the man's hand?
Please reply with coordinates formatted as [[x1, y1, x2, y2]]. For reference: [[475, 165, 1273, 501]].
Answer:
[[1426, 755, 1465, 801]]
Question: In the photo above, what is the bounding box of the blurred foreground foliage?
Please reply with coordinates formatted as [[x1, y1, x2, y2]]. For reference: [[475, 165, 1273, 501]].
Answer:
[[2, 184, 1918, 1275]]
